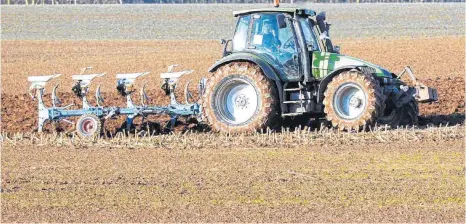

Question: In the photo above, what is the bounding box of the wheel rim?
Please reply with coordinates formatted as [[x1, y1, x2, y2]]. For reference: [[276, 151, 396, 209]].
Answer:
[[79, 117, 97, 136], [214, 78, 259, 125], [333, 83, 367, 120]]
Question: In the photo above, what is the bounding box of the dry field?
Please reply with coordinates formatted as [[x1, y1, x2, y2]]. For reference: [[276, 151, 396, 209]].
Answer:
[[1, 128, 465, 222], [1, 3, 465, 223]]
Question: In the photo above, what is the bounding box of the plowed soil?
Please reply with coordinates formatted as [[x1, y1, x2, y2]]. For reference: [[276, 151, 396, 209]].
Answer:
[[1, 37, 464, 133]]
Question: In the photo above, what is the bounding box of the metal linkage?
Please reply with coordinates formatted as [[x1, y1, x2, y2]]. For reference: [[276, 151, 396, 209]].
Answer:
[[397, 66, 438, 103]]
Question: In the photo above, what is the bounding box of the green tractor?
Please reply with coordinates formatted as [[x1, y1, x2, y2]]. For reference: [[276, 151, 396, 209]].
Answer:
[[202, 7, 437, 133]]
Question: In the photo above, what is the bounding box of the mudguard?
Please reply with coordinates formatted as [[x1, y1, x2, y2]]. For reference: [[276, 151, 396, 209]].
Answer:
[[208, 52, 284, 110], [208, 52, 282, 81]]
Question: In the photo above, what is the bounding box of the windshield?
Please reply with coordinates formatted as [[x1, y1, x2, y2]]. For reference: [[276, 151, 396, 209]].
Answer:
[[299, 18, 319, 51]]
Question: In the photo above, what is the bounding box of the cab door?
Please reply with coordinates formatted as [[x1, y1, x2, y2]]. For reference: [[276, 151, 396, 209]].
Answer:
[[247, 13, 301, 82], [301, 18, 340, 79]]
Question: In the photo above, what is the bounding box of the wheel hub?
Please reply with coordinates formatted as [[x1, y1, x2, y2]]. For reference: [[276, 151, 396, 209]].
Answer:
[[80, 118, 96, 135], [235, 94, 249, 109], [349, 96, 362, 108]]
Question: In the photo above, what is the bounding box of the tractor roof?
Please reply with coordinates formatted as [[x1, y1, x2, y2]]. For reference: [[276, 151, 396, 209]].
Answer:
[[233, 8, 316, 17]]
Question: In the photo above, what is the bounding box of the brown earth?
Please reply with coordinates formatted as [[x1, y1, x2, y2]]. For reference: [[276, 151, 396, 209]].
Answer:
[[2, 139, 464, 223], [1, 37, 465, 133]]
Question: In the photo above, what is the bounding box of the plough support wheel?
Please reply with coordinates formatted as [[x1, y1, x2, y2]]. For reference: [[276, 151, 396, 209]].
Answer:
[[76, 114, 102, 138]]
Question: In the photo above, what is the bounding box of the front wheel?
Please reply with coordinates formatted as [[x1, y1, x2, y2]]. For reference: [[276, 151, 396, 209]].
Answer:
[[323, 70, 385, 131], [202, 62, 280, 133]]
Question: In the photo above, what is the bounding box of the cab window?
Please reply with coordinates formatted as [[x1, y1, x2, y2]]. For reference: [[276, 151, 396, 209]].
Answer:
[[249, 14, 297, 54], [299, 18, 319, 51], [232, 15, 250, 52]]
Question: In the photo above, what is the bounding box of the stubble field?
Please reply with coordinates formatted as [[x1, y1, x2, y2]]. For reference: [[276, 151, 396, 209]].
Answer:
[[1, 4, 465, 223]]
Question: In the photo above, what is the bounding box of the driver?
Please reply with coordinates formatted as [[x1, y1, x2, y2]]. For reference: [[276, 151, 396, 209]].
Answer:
[[261, 21, 281, 52]]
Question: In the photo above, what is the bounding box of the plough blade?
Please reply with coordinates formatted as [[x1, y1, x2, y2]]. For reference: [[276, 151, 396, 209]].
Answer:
[[52, 84, 61, 107], [140, 82, 149, 106], [95, 85, 104, 107], [116, 72, 150, 107], [28, 74, 62, 100], [184, 81, 193, 104]]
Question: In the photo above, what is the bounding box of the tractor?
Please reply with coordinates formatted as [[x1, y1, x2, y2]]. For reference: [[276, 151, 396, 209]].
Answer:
[[27, 6, 438, 137], [202, 7, 437, 133]]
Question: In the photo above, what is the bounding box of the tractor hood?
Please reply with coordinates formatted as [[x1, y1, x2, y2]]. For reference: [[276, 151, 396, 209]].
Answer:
[[340, 54, 392, 77], [312, 52, 393, 79]]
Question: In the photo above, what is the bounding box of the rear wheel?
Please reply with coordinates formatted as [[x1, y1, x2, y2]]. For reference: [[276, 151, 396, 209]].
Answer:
[[202, 62, 280, 133], [323, 70, 385, 131], [76, 114, 102, 138]]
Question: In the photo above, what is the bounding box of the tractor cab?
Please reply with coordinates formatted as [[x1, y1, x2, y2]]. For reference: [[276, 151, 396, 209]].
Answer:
[[224, 8, 338, 83]]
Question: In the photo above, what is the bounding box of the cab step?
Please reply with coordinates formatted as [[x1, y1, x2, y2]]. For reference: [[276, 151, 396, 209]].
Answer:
[[282, 112, 304, 117], [283, 100, 303, 104], [284, 88, 303, 92]]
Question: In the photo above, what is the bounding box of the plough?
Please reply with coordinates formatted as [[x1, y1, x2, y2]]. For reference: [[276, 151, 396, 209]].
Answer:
[[28, 66, 205, 137]]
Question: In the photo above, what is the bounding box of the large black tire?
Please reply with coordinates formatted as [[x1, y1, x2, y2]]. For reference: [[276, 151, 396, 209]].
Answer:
[[202, 62, 281, 133], [323, 70, 385, 131], [76, 114, 102, 138], [378, 94, 419, 128]]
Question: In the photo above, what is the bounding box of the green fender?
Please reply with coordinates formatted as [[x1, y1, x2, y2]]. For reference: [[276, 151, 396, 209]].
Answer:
[[208, 52, 282, 81]]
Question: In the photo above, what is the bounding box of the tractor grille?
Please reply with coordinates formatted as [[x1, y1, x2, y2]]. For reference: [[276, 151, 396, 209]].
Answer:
[[359, 66, 376, 75]]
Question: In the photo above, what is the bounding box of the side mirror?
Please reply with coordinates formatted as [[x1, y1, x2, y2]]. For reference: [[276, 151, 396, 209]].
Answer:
[[316, 11, 327, 33], [316, 11, 326, 22], [276, 14, 286, 29], [333, 45, 340, 54]]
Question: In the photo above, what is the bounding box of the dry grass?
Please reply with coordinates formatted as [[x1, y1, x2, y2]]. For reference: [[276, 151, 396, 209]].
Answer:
[[1, 124, 464, 149]]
